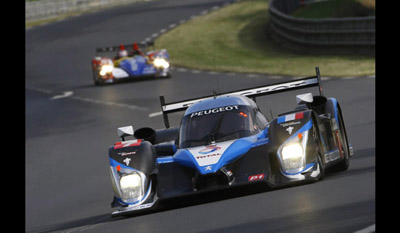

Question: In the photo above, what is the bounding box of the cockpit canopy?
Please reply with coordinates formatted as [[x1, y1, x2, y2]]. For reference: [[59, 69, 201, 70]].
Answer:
[[178, 96, 268, 148]]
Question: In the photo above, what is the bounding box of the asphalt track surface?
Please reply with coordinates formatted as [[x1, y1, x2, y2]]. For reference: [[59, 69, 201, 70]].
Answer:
[[26, 0, 375, 232]]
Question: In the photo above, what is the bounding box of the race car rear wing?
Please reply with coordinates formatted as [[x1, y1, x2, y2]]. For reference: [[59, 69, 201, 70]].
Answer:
[[159, 67, 323, 128], [95, 41, 154, 54]]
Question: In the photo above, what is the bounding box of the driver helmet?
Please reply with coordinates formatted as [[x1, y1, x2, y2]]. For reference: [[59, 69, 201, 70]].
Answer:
[[133, 42, 140, 51], [118, 44, 128, 58], [118, 49, 128, 58]]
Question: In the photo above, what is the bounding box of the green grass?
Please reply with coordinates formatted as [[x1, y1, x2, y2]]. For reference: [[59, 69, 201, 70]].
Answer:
[[155, 0, 375, 77]]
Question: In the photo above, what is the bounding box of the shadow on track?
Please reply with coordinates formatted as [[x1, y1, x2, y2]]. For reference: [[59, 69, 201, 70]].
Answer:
[[27, 183, 271, 233], [27, 214, 112, 233], [74, 74, 171, 91], [197, 199, 375, 233], [28, 147, 374, 232], [324, 147, 375, 181]]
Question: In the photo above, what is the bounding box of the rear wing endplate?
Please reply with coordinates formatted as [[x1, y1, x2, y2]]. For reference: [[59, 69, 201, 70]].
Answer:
[[160, 67, 323, 128]]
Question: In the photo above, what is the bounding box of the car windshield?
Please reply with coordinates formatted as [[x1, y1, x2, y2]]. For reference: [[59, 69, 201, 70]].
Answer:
[[179, 105, 257, 148]]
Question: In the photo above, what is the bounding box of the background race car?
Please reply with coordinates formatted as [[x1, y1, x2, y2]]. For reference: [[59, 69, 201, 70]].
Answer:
[[91, 41, 170, 85], [107, 67, 353, 217]]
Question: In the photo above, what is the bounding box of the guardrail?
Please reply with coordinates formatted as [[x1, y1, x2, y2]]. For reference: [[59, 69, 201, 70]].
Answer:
[[25, 0, 144, 21], [268, 0, 375, 54]]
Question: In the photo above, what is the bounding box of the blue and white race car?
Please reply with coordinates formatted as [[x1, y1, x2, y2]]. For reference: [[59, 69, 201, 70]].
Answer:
[[92, 42, 170, 85], [107, 68, 353, 216]]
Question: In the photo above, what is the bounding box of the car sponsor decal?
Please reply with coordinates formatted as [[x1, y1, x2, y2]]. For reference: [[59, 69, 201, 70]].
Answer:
[[112, 67, 129, 78], [187, 140, 236, 166], [199, 145, 221, 154], [248, 173, 265, 181], [190, 105, 239, 118], [123, 157, 131, 166], [114, 139, 142, 149], [118, 151, 137, 156], [286, 126, 294, 134], [277, 112, 304, 124], [279, 121, 301, 127]]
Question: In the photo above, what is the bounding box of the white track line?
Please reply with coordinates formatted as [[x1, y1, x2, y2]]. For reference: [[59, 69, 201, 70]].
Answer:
[[51, 91, 74, 100], [26, 86, 147, 111], [354, 224, 375, 233], [149, 111, 163, 117]]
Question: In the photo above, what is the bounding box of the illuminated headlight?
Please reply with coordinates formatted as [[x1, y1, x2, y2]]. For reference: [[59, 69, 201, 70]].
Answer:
[[281, 142, 305, 172], [154, 58, 170, 69], [282, 143, 304, 160], [119, 173, 144, 201], [99, 64, 114, 76], [278, 127, 310, 174]]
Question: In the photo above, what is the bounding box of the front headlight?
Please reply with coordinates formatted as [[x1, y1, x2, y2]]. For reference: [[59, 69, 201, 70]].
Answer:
[[119, 173, 144, 201], [282, 143, 304, 160], [278, 129, 309, 174], [281, 142, 305, 172], [154, 58, 170, 69], [99, 64, 114, 76]]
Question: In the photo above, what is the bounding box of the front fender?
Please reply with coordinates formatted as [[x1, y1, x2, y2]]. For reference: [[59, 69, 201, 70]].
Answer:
[[268, 110, 320, 175], [269, 110, 313, 148], [108, 140, 157, 205]]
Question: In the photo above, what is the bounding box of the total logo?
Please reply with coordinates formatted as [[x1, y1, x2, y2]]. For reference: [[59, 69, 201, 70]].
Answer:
[[199, 145, 221, 154]]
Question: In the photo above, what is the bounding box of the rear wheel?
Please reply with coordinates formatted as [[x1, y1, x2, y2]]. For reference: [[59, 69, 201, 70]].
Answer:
[[331, 107, 350, 172]]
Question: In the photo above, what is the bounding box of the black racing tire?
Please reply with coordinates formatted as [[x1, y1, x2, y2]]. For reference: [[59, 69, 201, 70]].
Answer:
[[92, 69, 103, 86], [311, 114, 325, 181], [330, 107, 350, 172], [317, 153, 325, 181]]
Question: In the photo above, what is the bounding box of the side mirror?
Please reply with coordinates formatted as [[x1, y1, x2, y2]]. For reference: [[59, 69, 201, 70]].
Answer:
[[117, 126, 134, 141], [296, 93, 313, 105]]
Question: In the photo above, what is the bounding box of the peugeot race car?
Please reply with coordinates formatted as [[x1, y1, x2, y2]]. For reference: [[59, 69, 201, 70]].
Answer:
[[107, 67, 353, 216], [91, 42, 170, 85]]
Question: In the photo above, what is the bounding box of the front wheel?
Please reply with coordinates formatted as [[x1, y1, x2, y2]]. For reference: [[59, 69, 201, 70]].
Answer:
[[312, 115, 325, 181], [92, 69, 103, 85], [317, 153, 325, 181]]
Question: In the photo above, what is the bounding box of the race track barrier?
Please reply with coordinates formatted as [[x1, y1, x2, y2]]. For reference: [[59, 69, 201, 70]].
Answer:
[[25, 0, 144, 21], [268, 0, 375, 54]]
